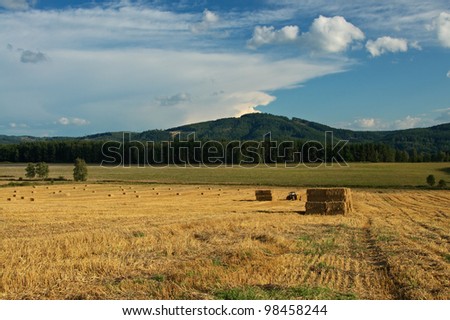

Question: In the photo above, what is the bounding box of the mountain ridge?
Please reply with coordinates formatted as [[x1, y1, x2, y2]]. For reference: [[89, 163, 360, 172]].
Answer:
[[1, 113, 449, 153]]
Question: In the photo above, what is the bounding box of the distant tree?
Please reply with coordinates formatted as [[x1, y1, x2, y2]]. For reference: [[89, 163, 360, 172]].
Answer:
[[426, 174, 436, 187], [438, 179, 447, 188], [73, 158, 88, 181], [25, 163, 36, 179], [35, 162, 49, 179]]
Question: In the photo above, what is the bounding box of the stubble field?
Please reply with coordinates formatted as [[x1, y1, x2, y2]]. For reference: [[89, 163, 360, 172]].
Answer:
[[0, 181, 449, 300]]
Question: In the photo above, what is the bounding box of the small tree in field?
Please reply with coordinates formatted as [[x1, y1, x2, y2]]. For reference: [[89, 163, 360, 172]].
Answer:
[[25, 163, 36, 179], [438, 179, 447, 188], [426, 174, 436, 187], [35, 162, 49, 179], [73, 158, 88, 181]]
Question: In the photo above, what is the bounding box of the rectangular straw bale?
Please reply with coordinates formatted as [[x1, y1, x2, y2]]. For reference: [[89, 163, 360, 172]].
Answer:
[[307, 188, 351, 202], [306, 201, 350, 215], [255, 190, 272, 201]]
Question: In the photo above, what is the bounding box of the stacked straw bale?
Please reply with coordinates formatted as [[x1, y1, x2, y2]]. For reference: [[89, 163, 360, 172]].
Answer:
[[305, 188, 352, 215], [255, 190, 272, 201]]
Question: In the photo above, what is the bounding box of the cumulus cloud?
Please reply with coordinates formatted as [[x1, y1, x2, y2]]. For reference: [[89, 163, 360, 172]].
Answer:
[[190, 9, 219, 33], [447, 70, 450, 78], [436, 12, 450, 48], [0, 0, 33, 10], [366, 36, 408, 57], [435, 108, 450, 122], [393, 115, 423, 129], [157, 92, 192, 106], [58, 117, 89, 126], [353, 118, 378, 129], [247, 25, 299, 49], [303, 15, 365, 53], [347, 115, 428, 130], [20, 50, 48, 63], [247, 16, 364, 53]]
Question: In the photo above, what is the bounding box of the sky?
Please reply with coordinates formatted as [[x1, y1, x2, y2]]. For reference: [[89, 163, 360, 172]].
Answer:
[[0, 0, 449, 137]]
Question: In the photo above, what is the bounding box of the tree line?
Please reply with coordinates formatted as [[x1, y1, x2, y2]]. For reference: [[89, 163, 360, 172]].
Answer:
[[0, 139, 448, 165]]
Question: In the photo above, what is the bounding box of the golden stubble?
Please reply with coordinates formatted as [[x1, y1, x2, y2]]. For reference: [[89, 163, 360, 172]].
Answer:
[[0, 184, 449, 299]]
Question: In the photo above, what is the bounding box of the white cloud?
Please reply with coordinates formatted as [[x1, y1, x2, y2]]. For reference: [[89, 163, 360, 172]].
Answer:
[[58, 117, 89, 126], [435, 108, 450, 122], [366, 36, 408, 57], [447, 70, 450, 78], [267, 0, 448, 45], [9, 122, 28, 128], [247, 16, 364, 53], [437, 12, 450, 48], [393, 115, 422, 129], [346, 115, 429, 130], [410, 41, 422, 50], [58, 117, 70, 125], [0, 0, 32, 10], [303, 15, 365, 53], [353, 118, 378, 129], [0, 46, 345, 134], [190, 9, 219, 33], [247, 25, 299, 49]]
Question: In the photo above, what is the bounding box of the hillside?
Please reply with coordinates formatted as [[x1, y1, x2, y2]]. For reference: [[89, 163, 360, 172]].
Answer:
[[1, 113, 449, 153]]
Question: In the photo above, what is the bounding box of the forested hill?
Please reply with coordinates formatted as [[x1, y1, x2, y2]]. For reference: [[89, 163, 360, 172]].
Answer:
[[146, 113, 449, 153], [1, 113, 449, 154]]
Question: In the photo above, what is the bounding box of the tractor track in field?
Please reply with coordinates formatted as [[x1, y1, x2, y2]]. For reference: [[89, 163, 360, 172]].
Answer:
[[362, 217, 407, 300]]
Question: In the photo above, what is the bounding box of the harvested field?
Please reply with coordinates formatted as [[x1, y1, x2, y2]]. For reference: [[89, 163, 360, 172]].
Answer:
[[0, 184, 449, 300]]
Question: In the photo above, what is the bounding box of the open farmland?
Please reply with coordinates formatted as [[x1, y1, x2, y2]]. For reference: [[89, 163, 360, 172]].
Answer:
[[0, 182, 449, 300], [0, 162, 449, 188]]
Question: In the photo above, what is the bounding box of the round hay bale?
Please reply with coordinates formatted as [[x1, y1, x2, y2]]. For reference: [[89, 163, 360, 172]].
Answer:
[[156, 192, 160, 195], [13, 190, 17, 193], [168, 188, 172, 190], [176, 192, 181, 195], [135, 195, 140, 198], [7, 198, 11, 201], [31, 191, 35, 194], [32, 186, 36, 189], [208, 187, 212, 190], [152, 187, 155, 190], [108, 194, 113, 197], [52, 191, 56, 194], [201, 192, 204, 195], [21, 196, 25, 200], [133, 191, 137, 193], [218, 188, 222, 191], [59, 190, 62, 193], [73, 187, 77, 189], [46, 187, 49, 189], [12, 194, 16, 197], [30, 198, 35, 201], [123, 192, 127, 195]]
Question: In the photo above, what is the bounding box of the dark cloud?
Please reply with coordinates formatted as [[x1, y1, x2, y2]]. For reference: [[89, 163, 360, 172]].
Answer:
[[20, 50, 48, 63], [157, 92, 191, 106]]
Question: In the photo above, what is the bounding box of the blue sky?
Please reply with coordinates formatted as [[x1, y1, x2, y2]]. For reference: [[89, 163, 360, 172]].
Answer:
[[0, 0, 449, 136]]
